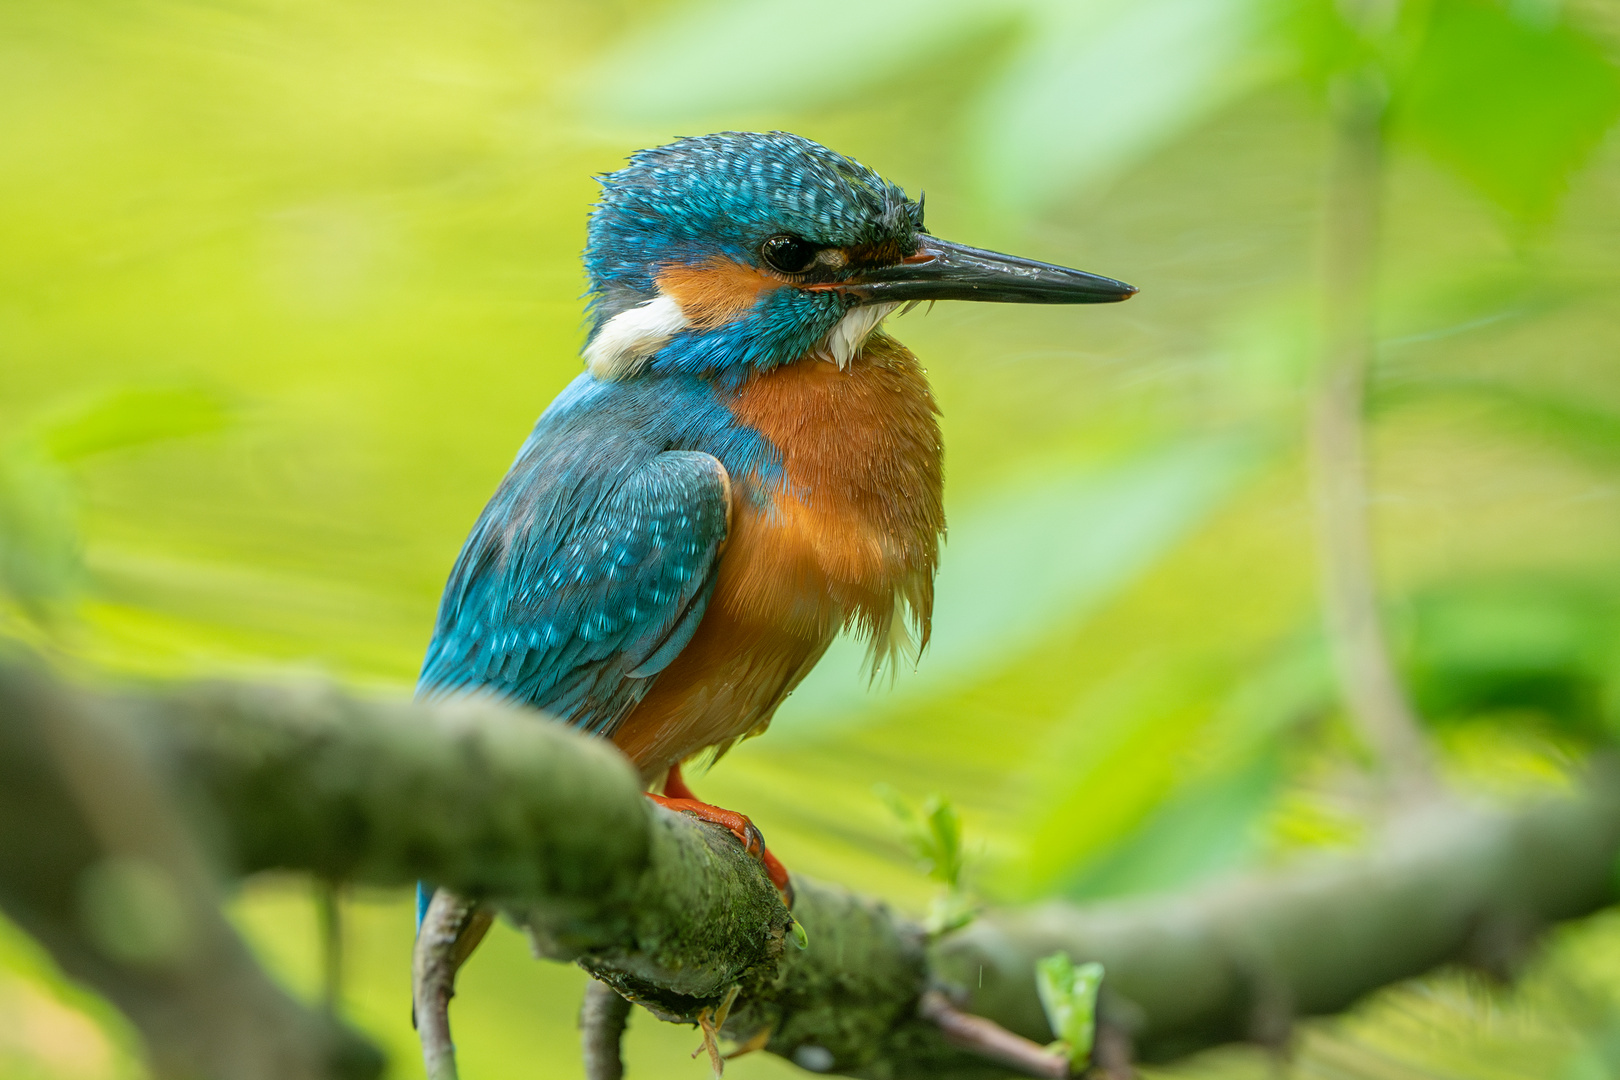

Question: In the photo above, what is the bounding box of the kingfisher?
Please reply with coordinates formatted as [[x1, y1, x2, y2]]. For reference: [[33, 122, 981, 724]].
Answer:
[[416, 131, 1133, 908]]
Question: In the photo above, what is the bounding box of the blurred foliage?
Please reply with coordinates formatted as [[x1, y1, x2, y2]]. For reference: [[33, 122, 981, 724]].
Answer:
[[586, 0, 1620, 224], [1, 0, 1619, 1077], [879, 789, 966, 890], [878, 788, 976, 934], [0, 388, 230, 629], [1392, 0, 1620, 221]]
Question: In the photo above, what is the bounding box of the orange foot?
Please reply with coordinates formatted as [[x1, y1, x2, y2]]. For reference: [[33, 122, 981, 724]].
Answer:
[[648, 763, 794, 908]]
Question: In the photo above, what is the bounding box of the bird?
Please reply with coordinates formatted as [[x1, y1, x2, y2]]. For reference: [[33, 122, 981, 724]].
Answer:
[[415, 131, 1133, 913]]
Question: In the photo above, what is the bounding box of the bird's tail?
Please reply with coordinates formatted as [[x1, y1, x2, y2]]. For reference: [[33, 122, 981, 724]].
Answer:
[[415, 881, 434, 934]]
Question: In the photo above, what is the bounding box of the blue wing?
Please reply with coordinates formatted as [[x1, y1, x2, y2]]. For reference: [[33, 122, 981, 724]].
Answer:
[[418, 426, 730, 737]]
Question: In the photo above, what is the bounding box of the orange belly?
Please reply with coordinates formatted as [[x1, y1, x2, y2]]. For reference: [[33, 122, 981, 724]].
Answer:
[[610, 335, 944, 781], [605, 502, 835, 779]]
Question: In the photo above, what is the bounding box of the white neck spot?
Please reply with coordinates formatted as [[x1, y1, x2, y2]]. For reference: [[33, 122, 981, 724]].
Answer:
[[584, 293, 691, 380], [823, 303, 899, 369]]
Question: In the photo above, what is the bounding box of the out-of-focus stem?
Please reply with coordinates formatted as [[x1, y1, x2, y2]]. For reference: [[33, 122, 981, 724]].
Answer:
[[317, 881, 343, 1015], [1310, 65, 1434, 795]]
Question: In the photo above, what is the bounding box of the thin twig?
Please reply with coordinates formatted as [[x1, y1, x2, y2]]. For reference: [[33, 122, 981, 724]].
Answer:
[[724, 1027, 772, 1060], [919, 990, 1070, 1079], [581, 978, 633, 1080]]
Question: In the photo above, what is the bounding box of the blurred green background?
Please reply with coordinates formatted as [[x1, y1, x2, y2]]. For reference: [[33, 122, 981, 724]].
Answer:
[[4, 0, 1620, 1076]]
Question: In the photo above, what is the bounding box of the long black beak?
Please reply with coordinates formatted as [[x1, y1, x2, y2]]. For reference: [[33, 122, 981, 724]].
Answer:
[[834, 236, 1136, 306]]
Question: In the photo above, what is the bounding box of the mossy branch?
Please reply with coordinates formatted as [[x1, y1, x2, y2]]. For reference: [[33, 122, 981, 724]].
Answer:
[[3, 653, 1619, 1078]]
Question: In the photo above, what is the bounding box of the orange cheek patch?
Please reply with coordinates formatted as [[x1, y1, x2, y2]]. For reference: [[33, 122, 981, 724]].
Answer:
[[657, 257, 783, 330]]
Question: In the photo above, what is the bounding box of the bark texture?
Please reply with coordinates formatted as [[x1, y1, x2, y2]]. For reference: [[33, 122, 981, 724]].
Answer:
[[2, 654, 1618, 1078]]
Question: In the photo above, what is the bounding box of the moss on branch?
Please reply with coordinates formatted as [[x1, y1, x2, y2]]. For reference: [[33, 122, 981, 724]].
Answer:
[[5, 654, 1620, 1079], [937, 777, 1620, 1063]]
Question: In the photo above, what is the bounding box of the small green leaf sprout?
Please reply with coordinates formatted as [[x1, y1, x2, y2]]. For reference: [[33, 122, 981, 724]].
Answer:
[[1034, 952, 1104, 1073], [877, 785, 975, 934]]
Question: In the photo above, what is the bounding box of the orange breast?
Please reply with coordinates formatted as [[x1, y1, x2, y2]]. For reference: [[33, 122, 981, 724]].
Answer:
[[608, 334, 945, 780]]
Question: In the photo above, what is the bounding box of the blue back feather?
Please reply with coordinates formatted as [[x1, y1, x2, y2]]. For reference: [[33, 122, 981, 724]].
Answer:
[[418, 373, 781, 734]]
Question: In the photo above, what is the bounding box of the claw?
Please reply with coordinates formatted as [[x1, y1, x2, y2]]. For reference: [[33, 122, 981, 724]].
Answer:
[[724, 1026, 773, 1060], [690, 986, 740, 1078], [693, 1008, 725, 1077], [761, 848, 794, 908], [713, 984, 741, 1029], [648, 764, 794, 908], [739, 820, 765, 858], [412, 889, 492, 1080]]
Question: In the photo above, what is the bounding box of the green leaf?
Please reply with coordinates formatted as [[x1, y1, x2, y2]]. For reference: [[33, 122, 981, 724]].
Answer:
[[35, 386, 232, 464], [878, 787, 965, 889], [1055, 749, 1283, 900], [1395, 0, 1620, 222], [1400, 581, 1618, 741], [0, 445, 80, 621], [1034, 952, 1104, 1068], [1374, 375, 1620, 468], [0, 386, 233, 624], [579, 0, 1016, 124], [1023, 638, 1331, 898], [878, 788, 977, 932], [970, 0, 1283, 211], [774, 437, 1257, 732], [924, 891, 976, 936]]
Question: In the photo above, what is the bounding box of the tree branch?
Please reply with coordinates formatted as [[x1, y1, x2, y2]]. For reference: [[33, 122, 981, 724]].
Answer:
[[937, 781, 1620, 1063], [0, 659, 382, 1080], [3, 655, 1619, 1078]]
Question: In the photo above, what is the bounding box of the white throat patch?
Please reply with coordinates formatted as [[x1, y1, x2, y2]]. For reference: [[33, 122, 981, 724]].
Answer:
[[584, 294, 691, 380], [585, 293, 899, 379], [823, 302, 900, 369]]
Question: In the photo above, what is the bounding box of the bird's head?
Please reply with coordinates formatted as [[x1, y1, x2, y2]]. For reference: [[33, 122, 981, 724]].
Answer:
[[582, 131, 1134, 384]]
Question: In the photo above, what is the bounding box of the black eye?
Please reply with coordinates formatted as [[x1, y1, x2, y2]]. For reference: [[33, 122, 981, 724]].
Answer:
[[760, 234, 819, 274]]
